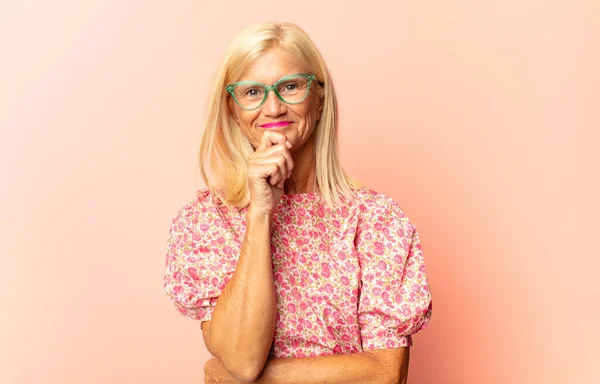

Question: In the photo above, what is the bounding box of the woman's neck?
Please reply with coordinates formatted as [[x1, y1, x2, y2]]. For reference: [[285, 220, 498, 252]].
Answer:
[[284, 135, 317, 195]]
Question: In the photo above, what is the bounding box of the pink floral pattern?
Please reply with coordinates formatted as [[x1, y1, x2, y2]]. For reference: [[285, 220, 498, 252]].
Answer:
[[164, 187, 432, 358]]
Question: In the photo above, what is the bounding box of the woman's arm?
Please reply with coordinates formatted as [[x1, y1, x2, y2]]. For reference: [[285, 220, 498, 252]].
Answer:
[[203, 343, 409, 384], [254, 348, 409, 384], [203, 208, 276, 382]]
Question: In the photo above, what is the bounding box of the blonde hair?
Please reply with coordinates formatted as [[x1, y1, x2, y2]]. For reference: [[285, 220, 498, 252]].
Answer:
[[199, 22, 361, 209]]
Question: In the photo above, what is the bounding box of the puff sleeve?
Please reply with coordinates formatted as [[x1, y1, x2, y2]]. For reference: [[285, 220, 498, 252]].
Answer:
[[163, 193, 236, 322], [355, 194, 432, 350]]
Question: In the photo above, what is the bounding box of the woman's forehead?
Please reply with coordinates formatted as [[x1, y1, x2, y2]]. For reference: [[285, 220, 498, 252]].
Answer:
[[238, 48, 309, 83]]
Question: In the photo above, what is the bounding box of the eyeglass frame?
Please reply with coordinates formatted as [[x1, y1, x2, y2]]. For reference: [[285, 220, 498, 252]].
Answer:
[[225, 73, 323, 111]]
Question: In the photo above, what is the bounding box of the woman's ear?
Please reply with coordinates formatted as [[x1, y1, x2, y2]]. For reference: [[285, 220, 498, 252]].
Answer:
[[316, 95, 324, 121]]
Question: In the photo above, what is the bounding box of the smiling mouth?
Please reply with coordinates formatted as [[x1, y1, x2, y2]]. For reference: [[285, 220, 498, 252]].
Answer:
[[260, 121, 293, 128]]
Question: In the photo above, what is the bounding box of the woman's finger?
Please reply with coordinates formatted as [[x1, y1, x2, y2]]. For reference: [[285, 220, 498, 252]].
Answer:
[[249, 162, 283, 186], [252, 143, 294, 178], [256, 130, 287, 151], [274, 153, 288, 187], [251, 151, 290, 182]]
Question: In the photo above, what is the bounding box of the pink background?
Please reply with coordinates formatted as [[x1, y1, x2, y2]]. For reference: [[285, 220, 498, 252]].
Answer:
[[2, 1, 599, 383]]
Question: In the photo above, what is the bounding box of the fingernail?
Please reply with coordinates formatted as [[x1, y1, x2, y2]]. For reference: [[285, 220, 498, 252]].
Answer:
[[285, 141, 292, 149]]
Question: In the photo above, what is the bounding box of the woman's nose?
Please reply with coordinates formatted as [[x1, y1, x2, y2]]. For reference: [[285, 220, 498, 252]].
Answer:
[[262, 90, 286, 116]]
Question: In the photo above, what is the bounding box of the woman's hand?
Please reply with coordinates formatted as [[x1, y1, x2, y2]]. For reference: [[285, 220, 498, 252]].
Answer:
[[204, 357, 248, 384], [246, 131, 294, 215]]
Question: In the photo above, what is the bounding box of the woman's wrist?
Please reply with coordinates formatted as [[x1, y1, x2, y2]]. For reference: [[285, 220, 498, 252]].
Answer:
[[247, 204, 274, 224]]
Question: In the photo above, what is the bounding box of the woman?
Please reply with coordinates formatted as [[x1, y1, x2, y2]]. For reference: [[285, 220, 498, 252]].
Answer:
[[164, 22, 432, 383]]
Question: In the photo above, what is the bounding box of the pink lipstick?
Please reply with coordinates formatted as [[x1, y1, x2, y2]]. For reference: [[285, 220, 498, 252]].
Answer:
[[260, 121, 292, 129]]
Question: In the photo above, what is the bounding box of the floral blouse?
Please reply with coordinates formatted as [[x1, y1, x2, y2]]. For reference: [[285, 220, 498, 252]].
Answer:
[[164, 186, 432, 358]]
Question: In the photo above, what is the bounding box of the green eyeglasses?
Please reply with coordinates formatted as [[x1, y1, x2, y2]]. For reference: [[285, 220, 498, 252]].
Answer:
[[226, 73, 322, 111]]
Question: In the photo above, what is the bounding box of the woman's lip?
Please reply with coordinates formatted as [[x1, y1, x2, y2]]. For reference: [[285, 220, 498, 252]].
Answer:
[[260, 121, 292, 128]]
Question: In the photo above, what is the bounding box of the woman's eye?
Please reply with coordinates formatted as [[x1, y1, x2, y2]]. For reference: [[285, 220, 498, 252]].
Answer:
[[245, 88, 260, 97], [279, 82, 301, 94]]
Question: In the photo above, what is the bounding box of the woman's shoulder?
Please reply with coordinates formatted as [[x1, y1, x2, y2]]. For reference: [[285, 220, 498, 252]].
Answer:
[[350, 187, 416, 234], [354, 186, 407, 216], [169, 188, 221, 227]]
